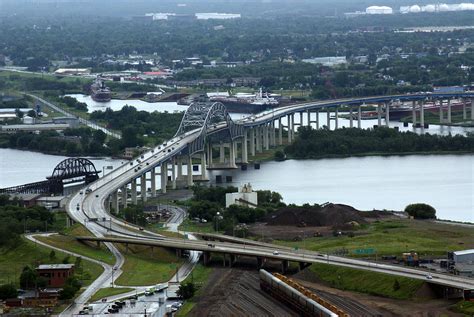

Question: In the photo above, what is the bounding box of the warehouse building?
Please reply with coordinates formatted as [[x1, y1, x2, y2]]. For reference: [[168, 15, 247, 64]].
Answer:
[[453, 249, 474, 264]]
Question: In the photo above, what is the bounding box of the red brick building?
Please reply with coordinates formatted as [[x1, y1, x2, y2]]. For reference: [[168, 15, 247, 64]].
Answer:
[[36, 264, 75, 288]]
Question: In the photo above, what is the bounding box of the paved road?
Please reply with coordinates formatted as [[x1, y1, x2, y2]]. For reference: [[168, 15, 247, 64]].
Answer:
[[25, 93, 122, 139]]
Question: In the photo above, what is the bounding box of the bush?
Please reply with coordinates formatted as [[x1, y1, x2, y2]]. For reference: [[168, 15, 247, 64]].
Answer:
[[176, 282, 196, 300], [404, 203, 436, 219], [274, 150, 285, 161], [0, 284, 18, 300]]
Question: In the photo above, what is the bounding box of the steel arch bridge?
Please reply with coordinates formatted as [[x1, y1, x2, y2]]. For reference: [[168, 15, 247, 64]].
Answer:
[[0, 158, 100, 195], [176, 101, 244, 155]]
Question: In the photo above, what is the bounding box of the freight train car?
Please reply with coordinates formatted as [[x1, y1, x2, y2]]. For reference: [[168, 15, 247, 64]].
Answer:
[[259, 269, 338, 317]]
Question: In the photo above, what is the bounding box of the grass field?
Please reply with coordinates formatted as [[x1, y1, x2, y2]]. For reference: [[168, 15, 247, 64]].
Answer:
[[36, 224, 116, 265], [178, 219, 216, 234], [175, 264, 213, 317], [274, 219, 474, 258], [114, 244, 184, 286], [0, 237, 103, 287], [452, 301, 474, 315], [89, 287, 134, 302]]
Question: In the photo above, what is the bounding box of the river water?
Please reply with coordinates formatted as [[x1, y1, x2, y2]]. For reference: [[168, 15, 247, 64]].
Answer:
[[1, 148, 472, 222]]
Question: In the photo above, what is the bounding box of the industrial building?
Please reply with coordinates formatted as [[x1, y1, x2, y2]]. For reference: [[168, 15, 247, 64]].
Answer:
[[36, 264, 75, 288], [225, 183, 258, 208]]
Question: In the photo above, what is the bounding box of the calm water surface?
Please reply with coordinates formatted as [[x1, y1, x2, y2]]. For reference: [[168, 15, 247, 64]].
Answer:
[[1, 148, 472, 222]]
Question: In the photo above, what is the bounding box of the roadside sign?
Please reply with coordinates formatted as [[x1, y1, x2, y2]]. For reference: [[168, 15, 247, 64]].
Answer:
[[354, 248, 375, 255]]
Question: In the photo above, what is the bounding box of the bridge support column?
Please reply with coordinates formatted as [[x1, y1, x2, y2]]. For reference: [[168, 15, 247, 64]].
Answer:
[[242, 132, 248, 164], [150, 168, 156, 197], [121, 185, 127, 208], [278, 118, 283, 145], [112, 190, 119, 214], [171, 157, 177, 189], [334, 107, 339, 129], [471, 98, 474, 120], [439, 100, 444, 123], [281, 260, 289, 274], [420, 100, 425, 128], [299, 111, 303, 128], [161, 163, 167, 194], [264, 125, 270, 150], [290, 113, 295, 137], [229, 254, 236, 267], [358, 105, 362, 128], [207, 145, 213, 167], [271, 121, 276, 147], [131, 178, 137, 205], [250, 128, 256, 156], [447, 98, 452, 123], [219, 143, 225, 163], [326, 108, 331, 130], [229, 141, 236, 167], [377, 103, 382, 126], [203, 252, 211, 266], [256, 257, 265, 269], [256, 126, 262, 153], [141, 174, 147, 202], [463, 99, 467, 120], [286, 114, 292, 143], [315, 110, 319, 129], [306, 110, 311, 127], [200, 152, 207, 180], [412, 100, 417, 127], [187, 155, 193, 187], [177, 157, 183, 178], [349, 107, 354, 128], [385, 102, 390, 127]]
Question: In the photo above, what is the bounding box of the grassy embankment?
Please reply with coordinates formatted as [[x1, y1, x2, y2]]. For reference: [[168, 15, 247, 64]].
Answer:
[[452, 301, 474, 315], [175, 264, 213, 317], [36, 224, 185, 287], [88, 287, 134, 302], [0, 237, 103, 287], [272, 219, 474, 299], [274, 219, 474, 258]]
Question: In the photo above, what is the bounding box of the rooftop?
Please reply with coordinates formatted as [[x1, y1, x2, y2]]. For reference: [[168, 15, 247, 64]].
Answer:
[[454, 249, 474, 256], [37, 264, 74, 270]]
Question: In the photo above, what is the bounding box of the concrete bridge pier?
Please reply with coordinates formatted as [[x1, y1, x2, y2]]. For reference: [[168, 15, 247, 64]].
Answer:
[[358, 105, 362, 128], [150, 168, 156, 197], [412, 100, 417, 127], [229, 141, 237, 168], [419, 100, 425, 128], [250, 128, 256, 156], [242, 132, 248, 163], [471, 98, 474, 120], [287, 114, 292, 143], [278, 118, 283, 145], [463, 99, 467, 120], [256, 127, 263, 153], [187, 155, 193, 187], [334, 107, 339, 129], [326, 108, 331, 130], [377, 103, 382, 126], [140, 174, 147, 202], [299, 111, 304, 128], [229, 254, 236, 267], [264, 124, 270, 150], [439, 100, 444, 123], [385, 102, 390, 126], [349, 107, 354, 128], [112, 190, 119, 214], [306, 109, 311, 127], [203, 251, 211, 266], [281, 260, 289, 274], [447, 98, 452, 123], [131, 178, 137, 205], [161, 162, 167, 194], [219, 143, 226, 162], [257, 257, 265, 269], [315, 110, 319, 129], [171, 157, 177, 189], [200, 153, 207, 181], [270, 121, 276, 147], [121, 185, 127, 209]]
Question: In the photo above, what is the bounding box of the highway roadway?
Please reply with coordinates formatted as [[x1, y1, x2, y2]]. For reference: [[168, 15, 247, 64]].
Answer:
[[61, 92, 474, 315]]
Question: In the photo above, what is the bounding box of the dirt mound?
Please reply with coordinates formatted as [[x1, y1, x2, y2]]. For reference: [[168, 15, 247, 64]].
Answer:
[[266, 203, 367, 227]]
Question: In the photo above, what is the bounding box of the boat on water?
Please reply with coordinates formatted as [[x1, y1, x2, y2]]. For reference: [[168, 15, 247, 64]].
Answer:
[[179, 88, 280, 113], [90, 77, 112, 102]]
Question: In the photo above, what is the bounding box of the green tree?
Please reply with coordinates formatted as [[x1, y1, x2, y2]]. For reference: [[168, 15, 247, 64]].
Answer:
[[404, 203, 436, 219], [19, 266, 37, 289], [176, 282, 196, 300], [0, 284, 18, 300], [49, 250, 56, 260]]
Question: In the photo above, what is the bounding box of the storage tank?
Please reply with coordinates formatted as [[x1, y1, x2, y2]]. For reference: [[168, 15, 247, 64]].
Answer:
[[366, 6, 393, 14]]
